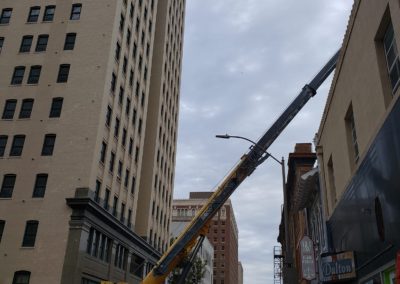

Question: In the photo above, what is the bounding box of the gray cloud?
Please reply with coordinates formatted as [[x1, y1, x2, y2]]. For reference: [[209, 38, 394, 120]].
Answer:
[[175, 1, 353, 283]]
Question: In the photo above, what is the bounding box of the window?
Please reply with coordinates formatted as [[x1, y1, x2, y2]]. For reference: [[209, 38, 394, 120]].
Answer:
[[11, 66, 25, 85], [384, 22, 400, 92], [123, 56, 128, 74], [114, 117, 120, 137], [0, 136, 7, 157], [64, 33, 76, 50], [120, 203, 125, 222], [111, 72, 117, 92], [118, 87, 124, 105], [127, 209, 132, 227], [327, 156, 337, 212], [112, 196, 118, 216], [49, 97, 63, 118], [115, 42, 121, 61], [10, 135, 25, 156], [20, 36, 33, 53], [135, 146, 139, 163], [94, 180, 101, 202], [19, 99, 34, 119], [0, 8, 12, 24], [124, 169, 129, 187], [57, 64, 70, 83], [0, 220, 4, 242], [126, 98, 131, 115], [345, 105, 359, 164], [117, 161, 123, 177], [32, 174, 48, 198], [27, 65, 41, 84], [100, 142, 107, 163], [41, 134, 56, 156], [12, 271, 31, 284], [131, 176, 135, 193], [119, 13, 125, 32], [109, 152, 115, 172], [28, 6, 40, 23], [43, 5, 55, 22], [0, 37, 4, 53], [106, 106, 112, 126], [70, 4, 82, 20], [22, 220, 39, 247], [122, 128, 127, 146], [0, 174, 16, 198], [104, 189, 110, 210], [128, 138, 133, 155], [35, 35, 49, 52], [2, 99, 17, 119]]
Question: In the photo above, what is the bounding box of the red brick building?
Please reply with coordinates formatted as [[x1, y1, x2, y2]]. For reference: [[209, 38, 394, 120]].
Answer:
[[172, 192, 239, 284]]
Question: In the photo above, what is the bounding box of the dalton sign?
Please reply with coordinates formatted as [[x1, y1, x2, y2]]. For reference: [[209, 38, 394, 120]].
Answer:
[[321, 251, 356, 282], [300, 236, 316, 281]]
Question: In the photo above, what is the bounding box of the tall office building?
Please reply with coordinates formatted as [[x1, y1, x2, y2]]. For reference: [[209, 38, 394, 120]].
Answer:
[[172, 192, 239, 284], [0, 0, 185, 283]]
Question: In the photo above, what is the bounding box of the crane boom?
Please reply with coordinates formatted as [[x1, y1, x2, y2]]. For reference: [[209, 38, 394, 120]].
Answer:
[[141, 49, 340, 284]]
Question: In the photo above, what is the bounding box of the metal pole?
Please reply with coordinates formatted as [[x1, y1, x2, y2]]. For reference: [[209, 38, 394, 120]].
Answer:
[[177, 235, 205, 284]]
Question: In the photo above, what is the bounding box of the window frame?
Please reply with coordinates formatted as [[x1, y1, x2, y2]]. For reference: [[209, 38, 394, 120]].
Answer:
[[19, 99, 34, 119], [0, 8, 12, 24], [19, 35, 33, 53], [70, 4, 82, 20], [64, 33, 76, 50], [32, 174, 48, 198], [2, 99, 17, 119], [22, 220, 39, 247], [57, 64, 70, 83], [27, 65, 42, 84], [0, 174, 16, 198], [383, 22, 400, 93], [43, 5, 56, 22], [35, 34, 49, 52], [27, 6, 40, 23], [41, 134, 56, 156], [11, 66, 26, 85], [49, 97, 63, 118], [0, 135, 7, 157], [10, 135, 26, 156]]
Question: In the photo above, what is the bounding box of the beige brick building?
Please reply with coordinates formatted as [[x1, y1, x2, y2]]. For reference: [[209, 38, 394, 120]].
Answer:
[[0, 0, 185, 283]]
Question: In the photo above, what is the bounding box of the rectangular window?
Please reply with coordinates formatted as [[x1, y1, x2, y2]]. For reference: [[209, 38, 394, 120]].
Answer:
[[19, 99, 34, 119], [111, 72, 117, 92], [112, 196, 118, 216], [126, 98, 131, 116], [27, 65, 41, 84], [0, 37, 4, 53], [135, 147, 139, 163], [20, 36, 33, 53], [104, 189, 110, 210], [122, 128, 127, 146], [115, 42, 121, 61], [109, 152, 115, 172], [64, 33, 76, 50], [119, 13, 125, 32], [41, 134, 56, 156], [120, 203, 125, 222], [345, 104, 359, 165], [124, 169, 129, 187], [0, 136, 7, 157], [131, 176, 135, 194], [94, 179, 101, 202], [123, 56, 128, 74], [117, 161, 123, 177], [2, 99, 17, 119], [11, 66, 25, 85], [106, 106, 112, 126], [327, 156, 337, 212], [129, 69, 134, 86], [32, 174, 48, 198], [0, 220, 4, 243], [22, 220, 39, 247], [12, 271, 31, 284], [70, 4, 82, 20], [100, 142, 107, 163], [10, 135, 25, 156], [119, 87, 124, 105], [35, 35, 49, 52], [0, 174, 16, 198], [0, 8, 12, 24], [128, 138, 133, 155], [57, 64, 70, 83], [127, 209, 132, 228], [28, 6, 40, 23], [114, 117, 120, 137], [384, 22, 400, 92], [49, 97, 63, 118], [43, 5, 55, 22]]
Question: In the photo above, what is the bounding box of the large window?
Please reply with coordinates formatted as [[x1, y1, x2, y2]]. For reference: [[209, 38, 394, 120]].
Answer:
[[10, 135, 25, 156], [27, 65, 41, 84], [20, 36, 33, 53], [57, 64, 70, 83], [43, 5, 55, 22], [11, 67, 26, 85], [0, 174, 16, 198], [49, 97, 63, 118], [0, 136, 7, 157], [27, 6, 40, 23], [19, 99, 34, 119], [2, 99, 17, 119], [70, 4, 82, 20], [86, 227, 111, 263], [35, 35, 49, 52], [32, 174, 48, 198], [22, 220, 39, 247], [384, 23, 400, 92], [41, 134, 56, 156], [12, 271, 31, 284], [64, 33, 76, 50], [0, 8, 12, 24]]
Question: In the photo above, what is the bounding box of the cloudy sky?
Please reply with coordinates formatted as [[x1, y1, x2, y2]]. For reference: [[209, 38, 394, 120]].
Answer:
[[174, 1, 353, 283]]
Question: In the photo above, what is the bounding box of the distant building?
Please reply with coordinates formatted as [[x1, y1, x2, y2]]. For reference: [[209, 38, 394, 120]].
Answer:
[[172, 192, 239, 284], [238, 261, 243, 284], [170, 221, 214, 284]]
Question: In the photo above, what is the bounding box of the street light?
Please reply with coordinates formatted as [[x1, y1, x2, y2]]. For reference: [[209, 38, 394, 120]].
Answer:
[[215, 133, 294, 282]]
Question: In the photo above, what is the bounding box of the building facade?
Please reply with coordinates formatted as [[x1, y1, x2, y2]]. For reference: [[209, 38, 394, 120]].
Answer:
[[172, 192, 239, 284], [316, 0, 400, 282], [0, 0, 185, 283]]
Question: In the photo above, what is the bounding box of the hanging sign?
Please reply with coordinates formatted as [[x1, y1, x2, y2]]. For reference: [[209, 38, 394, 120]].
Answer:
[[300, 235, 316, 281], [321, 251, 356, 282]]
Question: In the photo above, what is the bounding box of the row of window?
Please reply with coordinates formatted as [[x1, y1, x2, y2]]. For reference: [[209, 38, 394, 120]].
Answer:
[[2, 98, 63, 120], [0, 134, 56, 159], [11, 64, 70, 85], [0, 4, 81, 25], [14, 33, 76, 54], [0, 173, 48, 198], [0, 220, 38, 247]]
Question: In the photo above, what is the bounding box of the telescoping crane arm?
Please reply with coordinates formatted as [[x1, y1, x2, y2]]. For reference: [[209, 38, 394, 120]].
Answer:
[[141, 50, 340, 284]]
